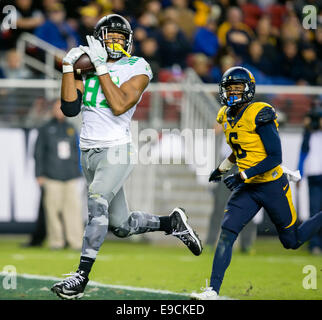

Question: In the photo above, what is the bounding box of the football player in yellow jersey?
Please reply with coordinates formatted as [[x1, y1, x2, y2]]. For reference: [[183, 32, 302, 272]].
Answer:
[[191, 66, 322, 300]]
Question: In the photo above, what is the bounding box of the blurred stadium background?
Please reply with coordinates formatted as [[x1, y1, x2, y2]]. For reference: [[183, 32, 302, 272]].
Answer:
[[0, 0, 321, 299]]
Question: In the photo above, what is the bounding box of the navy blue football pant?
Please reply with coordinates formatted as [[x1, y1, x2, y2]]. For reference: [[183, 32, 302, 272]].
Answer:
[[210, 174, 322, 294]]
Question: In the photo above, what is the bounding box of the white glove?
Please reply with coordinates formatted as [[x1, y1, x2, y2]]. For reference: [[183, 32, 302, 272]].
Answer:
[[62, 47, 83, 65], [281, 165, 301, 182], [80, 35, 108, 75]]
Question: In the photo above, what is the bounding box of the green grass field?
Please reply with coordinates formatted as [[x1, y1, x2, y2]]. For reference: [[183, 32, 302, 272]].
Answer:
[[0, 235, 321, 300]]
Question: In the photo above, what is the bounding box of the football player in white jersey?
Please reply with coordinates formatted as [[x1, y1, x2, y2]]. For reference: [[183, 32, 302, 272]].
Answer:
[[51, 14, 202, 300]]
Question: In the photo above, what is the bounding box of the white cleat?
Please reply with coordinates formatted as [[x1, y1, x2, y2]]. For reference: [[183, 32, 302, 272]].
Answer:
[[191, 280, 218, 300], [191, 287, 218, 300]]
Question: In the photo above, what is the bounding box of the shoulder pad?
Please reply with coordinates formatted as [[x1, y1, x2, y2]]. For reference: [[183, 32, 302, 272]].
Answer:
[[255, 106, 277, 126], [216, 106, 227, 124]]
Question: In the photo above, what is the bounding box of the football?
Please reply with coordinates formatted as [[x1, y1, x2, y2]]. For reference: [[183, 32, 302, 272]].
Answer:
[[73, 53, 95, 75]]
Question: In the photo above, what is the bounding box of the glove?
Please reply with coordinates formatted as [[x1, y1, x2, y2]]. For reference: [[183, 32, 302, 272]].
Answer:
[[80, 35, 107, 70], [281, 165, 301, 183], [209, 168, 223, 182], [223, 173, 244, 191], [62, 47, 84, 65]]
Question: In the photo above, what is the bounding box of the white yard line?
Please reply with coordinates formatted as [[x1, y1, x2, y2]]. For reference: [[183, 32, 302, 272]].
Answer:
[[0, 272, 233, 300], [2, 272, 189, 296]]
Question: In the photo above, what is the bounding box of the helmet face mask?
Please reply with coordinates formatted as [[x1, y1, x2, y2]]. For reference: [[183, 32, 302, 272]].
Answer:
[[94, 14, 133, 59], [219, 67, 256, 112], [221, 83, 245, 107]]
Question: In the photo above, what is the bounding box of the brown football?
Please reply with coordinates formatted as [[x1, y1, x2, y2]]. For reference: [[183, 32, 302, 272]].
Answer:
[[73, 53, 95, 75]]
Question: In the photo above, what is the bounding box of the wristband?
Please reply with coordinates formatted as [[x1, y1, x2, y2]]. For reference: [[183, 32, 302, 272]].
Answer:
[[62, 64, 74, 73], [240, 171, 248, 180], [219, 158, 235, 172], [96, 64, 108, 76]]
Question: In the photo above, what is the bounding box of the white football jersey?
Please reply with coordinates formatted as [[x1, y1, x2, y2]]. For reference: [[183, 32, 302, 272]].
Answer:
[[79, 56, 153, 149]]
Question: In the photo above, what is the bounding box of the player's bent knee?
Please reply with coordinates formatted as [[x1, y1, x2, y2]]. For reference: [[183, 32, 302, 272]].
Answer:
[[281, 241, 300, 250], [279, 236, 300, 250], [110, 212, 150, 238], [111, 213, 142, 237], [278, 228, 301, 250]]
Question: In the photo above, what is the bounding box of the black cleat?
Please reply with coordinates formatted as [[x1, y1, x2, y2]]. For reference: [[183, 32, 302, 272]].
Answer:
[[51, 270, 89, 300], [169, 207, 203, 256]]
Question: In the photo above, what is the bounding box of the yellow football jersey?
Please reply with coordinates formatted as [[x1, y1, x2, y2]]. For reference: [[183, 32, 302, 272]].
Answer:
[[217, 102, 283, 183]]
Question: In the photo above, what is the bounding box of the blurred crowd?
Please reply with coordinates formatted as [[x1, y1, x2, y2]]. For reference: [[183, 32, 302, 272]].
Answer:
[[0, 0, 322, 85]]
